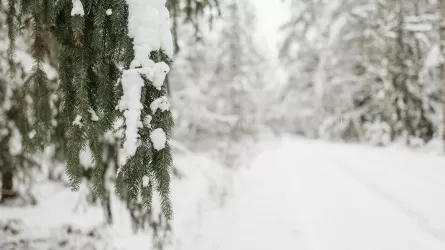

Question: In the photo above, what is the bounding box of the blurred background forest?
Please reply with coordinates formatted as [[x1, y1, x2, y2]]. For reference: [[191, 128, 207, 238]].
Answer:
[[1, 0, 445, 249]]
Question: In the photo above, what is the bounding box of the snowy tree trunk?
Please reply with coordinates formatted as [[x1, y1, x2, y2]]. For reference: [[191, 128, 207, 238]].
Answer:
[[383, 58, 396, 142], [440, 0, 445, 150], [378, 0, 395, 142], [0, 170, 16, 203]]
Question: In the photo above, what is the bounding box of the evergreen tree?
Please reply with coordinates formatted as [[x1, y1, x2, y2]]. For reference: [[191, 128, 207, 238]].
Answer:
[[5, 0, 177, 219], [2, 5, 222, 248], [0, 8, 58, 203], [214, 0, 264, 136], [280, 0, 358, 139], [440, 0, 445, 150], [170, 0, 269, 147], [280, 0, 440, 145]]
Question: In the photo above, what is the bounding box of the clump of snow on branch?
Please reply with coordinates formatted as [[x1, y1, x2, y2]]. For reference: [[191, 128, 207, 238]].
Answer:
[[71, 0, 85, 16], [118, 0, 173, 166], [150, 128, 167, 151], [79, 144, 93, 169], [150, 96, 170, 114], [152, 62, 170, 90], [9, 126, 22, 156], [142, 175, 150, 187], [126, 0, 173, 63], [144, 115, 153, 128], [88, 108, 99, 121], [118, 70, 144, 164], [106, 9, 113, 16], [73, 115, 83, 128], [28, 130, 36, 139], [125, 61, 170, 90]]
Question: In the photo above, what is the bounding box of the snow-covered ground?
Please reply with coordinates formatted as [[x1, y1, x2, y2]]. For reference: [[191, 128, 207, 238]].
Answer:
[[214, 138, 445, 250], [1, 137, 445, 249]]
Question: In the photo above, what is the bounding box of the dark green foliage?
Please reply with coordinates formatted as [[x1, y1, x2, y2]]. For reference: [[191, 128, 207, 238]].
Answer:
[[115, 50, 175, 220], [6, 0, 16, 75], [7, 0, 55, 150], [0, 9, 42, 203], [52, 0, 176, 219], [5, 0, 220, 227], [5, 0, 176, 220], [167, 0, 220, 51]]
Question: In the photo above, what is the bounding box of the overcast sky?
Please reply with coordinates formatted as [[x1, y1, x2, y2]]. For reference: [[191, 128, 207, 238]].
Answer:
[[252, 0, 289, 54]]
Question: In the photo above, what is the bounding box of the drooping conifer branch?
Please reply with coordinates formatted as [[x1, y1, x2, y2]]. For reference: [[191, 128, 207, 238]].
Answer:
[[6, 0, 17, 75], [5, 0, 220, 223]]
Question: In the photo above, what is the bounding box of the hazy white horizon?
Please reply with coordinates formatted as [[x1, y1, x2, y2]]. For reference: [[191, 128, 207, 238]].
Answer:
[[252, 0, 289, 54]]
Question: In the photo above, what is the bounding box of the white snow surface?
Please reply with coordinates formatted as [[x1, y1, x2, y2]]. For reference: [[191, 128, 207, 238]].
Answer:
[[0, 152, 231, 250], [71, 0, 85, 17], [126, 0, 173, 64], [2, 138, 445, 250], [150, 128, 167, 151], [209, 138, 445, 250], [181, 138, 445, 250]]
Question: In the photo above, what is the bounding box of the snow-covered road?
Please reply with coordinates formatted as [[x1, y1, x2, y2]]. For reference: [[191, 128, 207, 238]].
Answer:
[[2, 138, 445, 250], [193, 138, 445, 250]]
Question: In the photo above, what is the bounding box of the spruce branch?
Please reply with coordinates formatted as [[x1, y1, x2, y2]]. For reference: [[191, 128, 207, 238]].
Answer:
[[6, 0, 17, 75]]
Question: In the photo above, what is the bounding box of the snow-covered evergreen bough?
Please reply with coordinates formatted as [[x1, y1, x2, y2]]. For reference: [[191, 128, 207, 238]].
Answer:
[[6, 0, 175, 219]]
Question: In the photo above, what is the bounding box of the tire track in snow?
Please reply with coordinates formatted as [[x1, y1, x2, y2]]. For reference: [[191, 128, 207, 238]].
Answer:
[[208, 139, 445, 250], [279, 139, 445, 249], [331, 157, 445, 244], [325, 144, 445, 186], [207, 141, 311, 250]]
